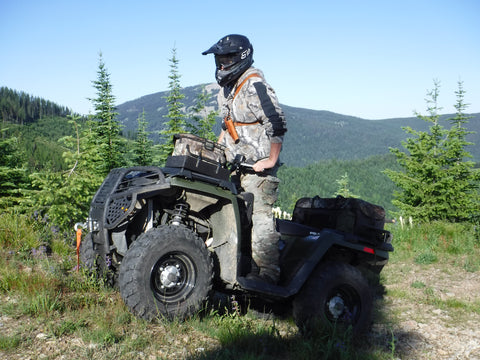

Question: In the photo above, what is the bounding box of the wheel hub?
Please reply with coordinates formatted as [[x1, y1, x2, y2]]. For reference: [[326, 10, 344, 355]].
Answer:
[[159, 264, 182, 289], [327, 295, 345, 319]]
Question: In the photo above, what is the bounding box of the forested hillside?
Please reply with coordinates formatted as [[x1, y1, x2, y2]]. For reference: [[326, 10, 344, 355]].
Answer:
[[7, 84, 479, 173], [276, 154, 400, 214], [116, 84, 480, 166], [1, 85, 478, 219], [0, 89, 84, 171], [0, 87, 72, 125]]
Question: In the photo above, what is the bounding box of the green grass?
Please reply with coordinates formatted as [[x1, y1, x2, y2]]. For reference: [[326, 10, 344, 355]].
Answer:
[[386, 221, 479, 258], [411, 281, 426, 289], [0, 211, 43, 251], [414, 250, 438, 265], [0, 334, 22, 351], [1, 212, 479, 359]]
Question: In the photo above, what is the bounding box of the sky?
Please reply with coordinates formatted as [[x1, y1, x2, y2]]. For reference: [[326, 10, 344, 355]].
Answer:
[[1, 0, 479, 120]]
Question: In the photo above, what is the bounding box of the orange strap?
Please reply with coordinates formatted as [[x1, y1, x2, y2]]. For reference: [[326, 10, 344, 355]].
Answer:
[[76, 228, 82, 272], [233, 73, 261, 99], [229, 73, 262, 128]]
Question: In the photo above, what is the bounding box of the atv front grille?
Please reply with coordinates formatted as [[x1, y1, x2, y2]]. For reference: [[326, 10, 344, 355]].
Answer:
[[104, 195, 134, 227]]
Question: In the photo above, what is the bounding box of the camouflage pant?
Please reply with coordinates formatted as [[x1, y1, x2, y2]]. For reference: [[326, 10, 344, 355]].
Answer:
[[241, 173, 280, 283]]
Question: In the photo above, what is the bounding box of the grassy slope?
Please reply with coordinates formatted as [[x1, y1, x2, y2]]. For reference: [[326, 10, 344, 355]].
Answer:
[[0, 213, 479, 359]]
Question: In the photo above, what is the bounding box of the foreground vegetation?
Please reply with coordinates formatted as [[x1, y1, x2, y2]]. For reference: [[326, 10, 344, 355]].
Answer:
[[1, 212, 478, 359]]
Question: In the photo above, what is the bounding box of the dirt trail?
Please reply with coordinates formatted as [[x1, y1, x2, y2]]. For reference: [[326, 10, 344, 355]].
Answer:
[[369, 262, 480, 359]]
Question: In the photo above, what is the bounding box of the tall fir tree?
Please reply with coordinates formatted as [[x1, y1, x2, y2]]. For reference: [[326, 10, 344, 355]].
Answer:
[[333, 173, 359, 198], [441, 82, 480, 221], [187, 86, 218, 141], [385, 81, 479, 222], [158, 47, 186, 165], [25, 53, 128, 229], [132, 109, 153, 166], [27, 115, 104, 230], [89, 52, 125, 175], [0, 129, 29, 209]]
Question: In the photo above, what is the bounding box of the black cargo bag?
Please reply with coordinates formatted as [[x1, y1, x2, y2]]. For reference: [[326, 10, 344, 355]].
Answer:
[[165, 133, 230, 181], [292, 195, 386, 243], [170, 133, 226, 165]]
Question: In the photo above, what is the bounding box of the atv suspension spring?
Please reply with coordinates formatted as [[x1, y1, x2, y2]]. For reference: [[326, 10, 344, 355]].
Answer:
[[170, 202, 190, 226]]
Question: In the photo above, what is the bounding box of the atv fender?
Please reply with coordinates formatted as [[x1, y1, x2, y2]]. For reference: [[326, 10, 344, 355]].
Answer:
[[89, 166, 172, 231]]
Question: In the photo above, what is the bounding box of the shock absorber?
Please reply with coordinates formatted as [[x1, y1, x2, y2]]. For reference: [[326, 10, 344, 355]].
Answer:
[[170, 202, 190, 226]]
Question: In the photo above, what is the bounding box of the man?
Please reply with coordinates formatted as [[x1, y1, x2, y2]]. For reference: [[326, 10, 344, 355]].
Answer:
[[202, 34, 287, 284]]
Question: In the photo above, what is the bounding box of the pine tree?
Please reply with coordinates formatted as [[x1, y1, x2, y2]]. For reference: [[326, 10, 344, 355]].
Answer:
[[89, 53, 125, 175], [132, 109, 153, 166], [26, 115, 104, 229], [441, 82, 480, 221], [187, 86, 218, 141], [158, 47, 186, 165], [0, 129, 29, 209], [333, 173, 359, 198], [385, 81, 480, 222]]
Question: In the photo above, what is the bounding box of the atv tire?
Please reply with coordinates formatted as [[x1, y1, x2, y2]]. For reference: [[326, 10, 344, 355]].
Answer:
[[292, 262, 372, 336], [79, 232, 98, 272], [79, 232, 118, 286], [118, 225, 214, 321]]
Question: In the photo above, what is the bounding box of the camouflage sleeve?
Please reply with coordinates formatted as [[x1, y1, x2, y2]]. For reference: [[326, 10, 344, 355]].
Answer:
[[217, 88, 228, 118], [249, 80, 287, 139]]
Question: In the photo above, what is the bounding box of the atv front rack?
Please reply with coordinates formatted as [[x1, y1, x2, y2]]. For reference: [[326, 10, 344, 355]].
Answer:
[[89, 167, 168, 230]]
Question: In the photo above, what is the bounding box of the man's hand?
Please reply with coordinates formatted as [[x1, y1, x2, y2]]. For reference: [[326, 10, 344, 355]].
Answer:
[[253, 142, 282, 172]]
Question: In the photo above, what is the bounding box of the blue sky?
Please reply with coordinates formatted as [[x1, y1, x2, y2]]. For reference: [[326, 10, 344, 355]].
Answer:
[[1, 0, 479, 119]]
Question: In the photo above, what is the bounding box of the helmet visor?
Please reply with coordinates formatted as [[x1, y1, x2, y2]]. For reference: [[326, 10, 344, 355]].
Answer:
[[215, 53, 240, 70]]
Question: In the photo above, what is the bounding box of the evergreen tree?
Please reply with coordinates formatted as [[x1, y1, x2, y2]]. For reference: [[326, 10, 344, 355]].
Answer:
[[27, 115, 104, 230], [385, 81, 480, 222], [89, 53, 125, 175], [187, 86, 218, 141], [132, 109, 153, 166], [0, 129, 29, 209], [333, 173, 359, 198], [442, 82, 480, 220], [158, 47, 186, 165]]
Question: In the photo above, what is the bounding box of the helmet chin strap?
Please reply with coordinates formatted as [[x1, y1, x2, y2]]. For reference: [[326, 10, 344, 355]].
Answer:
[[216, 69, 238, 87]]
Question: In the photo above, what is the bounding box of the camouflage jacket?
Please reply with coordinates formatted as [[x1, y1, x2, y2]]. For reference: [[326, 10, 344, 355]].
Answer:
[[218, 67, 287, 163]]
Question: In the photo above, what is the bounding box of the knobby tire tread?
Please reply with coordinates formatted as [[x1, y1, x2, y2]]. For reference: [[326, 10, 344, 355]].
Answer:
[[118, 225, 214, 321]]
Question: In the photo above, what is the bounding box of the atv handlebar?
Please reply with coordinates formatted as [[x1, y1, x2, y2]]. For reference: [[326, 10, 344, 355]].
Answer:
[[231, 155, 264, 174]]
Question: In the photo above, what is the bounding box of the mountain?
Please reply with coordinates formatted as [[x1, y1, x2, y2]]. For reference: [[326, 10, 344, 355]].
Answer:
[[117, 84, 480, 167]]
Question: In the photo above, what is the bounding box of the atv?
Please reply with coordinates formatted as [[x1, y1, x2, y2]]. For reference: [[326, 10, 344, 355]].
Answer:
[[79, 133, 393, 334]]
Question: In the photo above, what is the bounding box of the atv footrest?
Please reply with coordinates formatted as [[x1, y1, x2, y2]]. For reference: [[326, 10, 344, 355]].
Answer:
[[237, 276, 291, 298]]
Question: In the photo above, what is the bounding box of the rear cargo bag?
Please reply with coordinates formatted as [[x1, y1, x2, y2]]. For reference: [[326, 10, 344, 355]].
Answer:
[[292, 195, 386, 243]]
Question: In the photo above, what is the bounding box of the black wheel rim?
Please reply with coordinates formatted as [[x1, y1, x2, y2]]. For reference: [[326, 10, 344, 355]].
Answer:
[[150, 252, 196, 304], [324, 284, 362, 325]]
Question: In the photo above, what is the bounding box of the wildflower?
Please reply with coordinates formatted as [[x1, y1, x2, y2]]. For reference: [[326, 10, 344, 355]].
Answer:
[[231, 295, 240, 316]]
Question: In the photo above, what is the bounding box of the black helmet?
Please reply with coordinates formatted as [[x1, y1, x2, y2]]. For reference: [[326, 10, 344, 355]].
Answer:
[[202, 34, 254, 87]]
